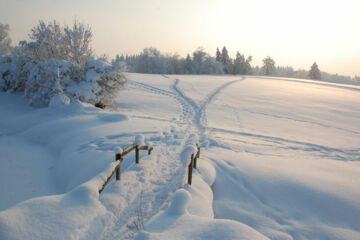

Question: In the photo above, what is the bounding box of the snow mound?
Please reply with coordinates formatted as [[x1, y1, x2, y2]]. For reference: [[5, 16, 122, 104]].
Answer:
[[180, 145, 197, 166], [166, 189, 192, 216], [49, 92, 70, 108], [135, 135, 145, 146], [197, 161, 216, 186], [114, 146, 123, 154], [0, 182, 111, 240]]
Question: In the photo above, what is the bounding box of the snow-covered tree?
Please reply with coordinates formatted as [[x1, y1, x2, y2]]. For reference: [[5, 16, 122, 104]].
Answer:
[[184, 54, 193, 73], [262, 56, 276, 76], [134, 47, 164, 73], [25, 20, 64, 62], [232, 52, 252, 75], [221, 46, 231, 73], [17, 20, 94, 65], [112, 54, 127, 71], [191, 47, 223, 74], [118, 47, 225, 75], [166, 53, 183, 74], [0, 23, 11, 54], [62, 20, 94, 65], [192, 47, 207, 64], [309, 62, 321, 80], [215, 47, 221, 62], [275, 66, 295, 78]]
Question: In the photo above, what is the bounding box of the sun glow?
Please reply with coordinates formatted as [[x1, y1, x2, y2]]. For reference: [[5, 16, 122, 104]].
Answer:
[[202, 0, 360, 74], [1, 0, 359, 75]]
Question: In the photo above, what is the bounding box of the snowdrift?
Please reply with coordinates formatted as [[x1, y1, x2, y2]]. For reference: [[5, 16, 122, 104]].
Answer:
[[0, 73, 359, 240]]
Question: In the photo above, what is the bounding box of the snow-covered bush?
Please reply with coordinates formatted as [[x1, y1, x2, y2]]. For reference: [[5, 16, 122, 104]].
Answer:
[[23, 59, 126, 107], [25, 60, 77, 106], [0, 19, 126, 107], [0, 54, 12, 90], [0, 55, 126, 107], [71, 60, 126, 104], [0, 54, 34, 92]]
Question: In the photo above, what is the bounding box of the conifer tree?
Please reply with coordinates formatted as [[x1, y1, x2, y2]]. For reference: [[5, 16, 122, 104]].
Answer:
[[309, 62, 321, 80], [215, 47, 222, 62], [184, 54, 193, 73], [221, 46, 231, 73], [233, 52, 244, 74]]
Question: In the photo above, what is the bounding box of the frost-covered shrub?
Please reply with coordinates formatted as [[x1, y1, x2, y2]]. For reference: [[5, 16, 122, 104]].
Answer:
[[69, 60, 126, 104], [8, 56, 34, 92], [0, 20, 126, 107], [25, 60, 78, 106], [0, 56, 126, 107], [0, 54, 34, 92], [0, 54, 11, 90]]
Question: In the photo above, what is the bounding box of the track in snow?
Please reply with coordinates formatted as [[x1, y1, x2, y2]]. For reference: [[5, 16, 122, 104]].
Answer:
[[99, 76, 245, 239], [172, 77, 245, 144]]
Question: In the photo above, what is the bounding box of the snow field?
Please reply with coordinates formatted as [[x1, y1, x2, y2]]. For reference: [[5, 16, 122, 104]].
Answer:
[[0, 73, 359, 239]]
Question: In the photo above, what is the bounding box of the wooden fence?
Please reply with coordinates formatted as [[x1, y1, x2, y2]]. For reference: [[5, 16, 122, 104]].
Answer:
[[99, 142, 200, 194], [98, 144, 153, 194]]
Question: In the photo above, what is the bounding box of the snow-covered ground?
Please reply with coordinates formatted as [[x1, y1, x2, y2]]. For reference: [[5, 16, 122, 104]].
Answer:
[[0, 73, 359, 240]]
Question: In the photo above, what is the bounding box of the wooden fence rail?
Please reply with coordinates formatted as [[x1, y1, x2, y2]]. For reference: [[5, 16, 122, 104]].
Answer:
[[99, 143, 153, 194]]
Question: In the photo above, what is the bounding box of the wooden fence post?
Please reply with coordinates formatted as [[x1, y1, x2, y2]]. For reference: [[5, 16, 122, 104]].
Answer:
[[135, 145, 139, 164], [115, 153, 122, 180], [188, 154, 194, 185]]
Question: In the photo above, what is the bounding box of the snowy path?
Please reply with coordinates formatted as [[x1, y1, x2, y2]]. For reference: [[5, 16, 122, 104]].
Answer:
[[98, 75, 244, 239], [172, 77, 245, 143]]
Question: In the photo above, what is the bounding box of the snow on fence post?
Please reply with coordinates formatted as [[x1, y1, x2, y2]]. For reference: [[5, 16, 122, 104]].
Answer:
[[193, 145, 200, 169]]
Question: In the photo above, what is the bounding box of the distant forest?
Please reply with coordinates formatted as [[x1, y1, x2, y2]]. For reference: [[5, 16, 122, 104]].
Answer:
[[1, 21, 359, 86], [113, 47, 360, 86]]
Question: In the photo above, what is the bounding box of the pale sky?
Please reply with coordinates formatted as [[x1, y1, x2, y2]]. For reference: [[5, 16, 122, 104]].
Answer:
[[1, 0, 359, 76]]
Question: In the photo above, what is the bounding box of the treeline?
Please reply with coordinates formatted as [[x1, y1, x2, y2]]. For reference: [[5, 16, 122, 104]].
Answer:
[[112, 47, 251, 75], [114, 47, 360, 85]]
